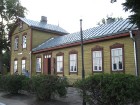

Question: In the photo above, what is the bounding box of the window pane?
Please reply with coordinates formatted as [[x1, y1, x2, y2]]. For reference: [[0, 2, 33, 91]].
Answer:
[[14, 60, 18, 73], [36, 58, 41, 72], [93, 51, 102, 71], [70, 54, 77, 72], [57, 56, 63, 72], [22, 60, 26, 73], [14, 38, 18, 50], [111, 48, 123, 71], [23, 35, 27, 48]]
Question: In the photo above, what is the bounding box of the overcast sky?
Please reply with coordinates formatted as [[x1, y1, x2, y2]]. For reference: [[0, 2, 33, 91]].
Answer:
[[20, 0, 131, 33]]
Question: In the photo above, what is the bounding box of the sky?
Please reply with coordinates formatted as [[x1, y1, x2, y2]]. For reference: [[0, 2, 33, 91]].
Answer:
[[20, 0, 131, 33]]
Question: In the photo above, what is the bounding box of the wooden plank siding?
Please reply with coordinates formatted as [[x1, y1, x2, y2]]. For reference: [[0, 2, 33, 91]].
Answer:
[[10, 20, 62, 75], [10, 21, 31, 74], [32, 36, 135, 82], [32, 30, 59, 49]]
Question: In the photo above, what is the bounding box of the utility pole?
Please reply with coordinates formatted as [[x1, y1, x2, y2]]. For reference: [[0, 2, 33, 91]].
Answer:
[[80, 19, 86, 105]]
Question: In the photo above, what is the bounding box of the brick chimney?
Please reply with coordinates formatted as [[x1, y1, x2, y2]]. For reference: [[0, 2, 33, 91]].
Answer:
[[40, 16, 47, 23]]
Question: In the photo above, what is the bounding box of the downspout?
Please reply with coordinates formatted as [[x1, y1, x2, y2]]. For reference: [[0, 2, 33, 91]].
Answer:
[[129, 31, 138, 76], [29, 51, 32, 78]]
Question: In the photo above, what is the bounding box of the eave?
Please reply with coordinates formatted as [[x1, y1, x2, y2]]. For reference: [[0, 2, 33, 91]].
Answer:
[[32, 32, 130, 54], [31, 26, 69, 36]]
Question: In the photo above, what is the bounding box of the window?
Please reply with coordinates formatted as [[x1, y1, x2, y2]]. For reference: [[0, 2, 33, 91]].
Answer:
[[14, 60, 18, 73], [111, 48, 123, 71], [19, 21, 23, 30], [36, 58, 41, 72], [14, 37, 18, 50], [57, 56, 63, 72], [22, 59, 26, 73], [70, 54, 77, 72], [22, 35, 27, 48], [93, 51, 102, 71]]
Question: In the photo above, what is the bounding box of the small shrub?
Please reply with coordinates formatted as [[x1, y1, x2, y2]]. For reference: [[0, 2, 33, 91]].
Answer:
[[0, 74, 2, 90], [75, 74, 140, 105], [1, 75, 26, 94], [22, 77, 31, 91], [30, 75, 68, 101]]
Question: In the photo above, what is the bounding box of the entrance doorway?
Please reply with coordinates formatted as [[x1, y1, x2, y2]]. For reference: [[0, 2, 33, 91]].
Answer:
[[43, 54, 51, 75]]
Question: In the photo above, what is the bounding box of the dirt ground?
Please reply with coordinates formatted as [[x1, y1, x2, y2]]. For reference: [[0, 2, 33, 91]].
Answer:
[[0, 87, 83, 105]]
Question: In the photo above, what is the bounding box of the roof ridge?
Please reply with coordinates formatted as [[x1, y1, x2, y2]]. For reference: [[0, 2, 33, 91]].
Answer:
[[19, 17, 68, 34]]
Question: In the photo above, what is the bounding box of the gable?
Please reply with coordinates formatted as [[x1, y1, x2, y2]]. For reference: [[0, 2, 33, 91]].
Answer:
[[12, 20, 30, 35]]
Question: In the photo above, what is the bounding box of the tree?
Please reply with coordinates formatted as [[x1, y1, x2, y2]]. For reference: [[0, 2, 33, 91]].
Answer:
[[122, 0, 140, 29], [111, 0, 140, 29], [0, 0, 27, 73], [97, 16, 123, 26]]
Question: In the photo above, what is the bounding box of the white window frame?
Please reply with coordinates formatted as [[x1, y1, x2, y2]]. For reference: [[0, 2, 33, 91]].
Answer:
[[22, 35, 27, 48], [36, 58, 41, 72], [14, 37, 18, 50], [111, 48, 123, 71], [14, 60, 18, 73], [70, 54, 77, 72], [93, 51, 102, 71], [22, 59, 26, 73], [57, 56, 63, 72]]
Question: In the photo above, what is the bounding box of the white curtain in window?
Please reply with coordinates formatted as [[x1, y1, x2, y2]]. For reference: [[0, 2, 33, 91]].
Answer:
[[14, 60, 17, 73], [22, 60, 26, 73], [70, 54, 77, 72], [36, 58, 41, 72], [111, 48, 123, 71], [14, 38, 18, 50], [23, 35, 27, 48], [93, 51, 102, 71], [57, 56, 63, 72]]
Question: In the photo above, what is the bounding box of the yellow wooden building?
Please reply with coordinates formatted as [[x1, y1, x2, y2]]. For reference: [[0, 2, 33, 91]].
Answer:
[[10, 16, 140, 82]]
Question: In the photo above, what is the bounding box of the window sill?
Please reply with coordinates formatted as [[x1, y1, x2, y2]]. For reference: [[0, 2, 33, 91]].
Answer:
[[36, 71, 41, 73], [56, 72, 63, 74], [93, 70, 103, 73], [69, 72, 78, 75], [111, 70, 124, 73], [22, 48, 27, 50]]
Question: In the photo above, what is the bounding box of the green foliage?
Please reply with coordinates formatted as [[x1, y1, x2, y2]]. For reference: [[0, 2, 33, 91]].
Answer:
[[0, 0, 27, 73], [75, 74, 140, 105], [21, 77, 31, 91], [123, 0, 140, 28], [1, 74, 26, 94], [0, 74, 68, 101], [30, 75, 68, 101], [97, 16, 123, 26], [2, 51, 10, 72], [0, 74, 2, 90]]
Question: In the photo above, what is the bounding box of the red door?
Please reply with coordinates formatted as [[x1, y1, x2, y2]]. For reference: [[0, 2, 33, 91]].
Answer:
[[43, 56, 48, 75], [43, 55, 53, 75]]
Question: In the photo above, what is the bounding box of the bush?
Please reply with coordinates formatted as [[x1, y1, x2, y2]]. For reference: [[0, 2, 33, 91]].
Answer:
[[30, 75, 68, 101], [75, 74, 140, 105], [22, 77, 31, 91], [1, 75, 26, 94], [0, 74, 2, 90]]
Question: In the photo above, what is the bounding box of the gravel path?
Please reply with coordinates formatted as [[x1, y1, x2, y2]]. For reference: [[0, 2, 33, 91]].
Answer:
[[0, 87, 83, 105]]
